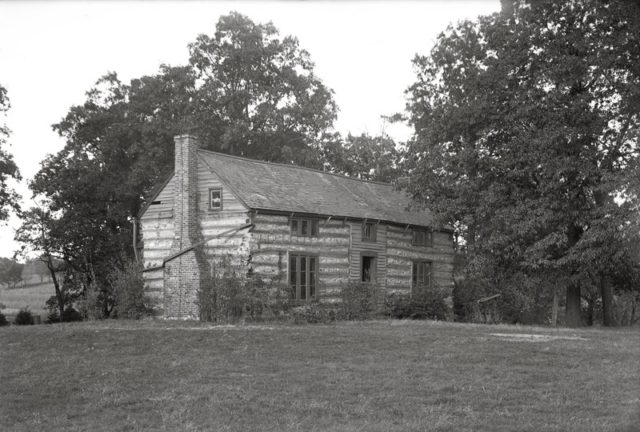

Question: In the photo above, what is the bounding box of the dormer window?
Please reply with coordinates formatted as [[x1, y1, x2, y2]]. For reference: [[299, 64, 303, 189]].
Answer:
[[209, 187, 222, 211], [412, 229, 432, 247]]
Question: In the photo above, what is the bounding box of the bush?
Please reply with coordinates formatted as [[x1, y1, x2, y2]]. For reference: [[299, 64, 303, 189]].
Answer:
[[109, 260, 151, 319], [291, 302, 341, 324], [14, 309, 34, 325], [47, 307, 83, 323], [199, 258, 292, 323], [340, 281, 380, 320], [384, 287, 449, 320], [0, 311, 8, 326]]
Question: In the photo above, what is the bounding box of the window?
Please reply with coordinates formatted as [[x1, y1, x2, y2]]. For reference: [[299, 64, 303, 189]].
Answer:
[[289, 254, 318, 300], [209, 188, 222, 211], [412, 261, 432, 296], [362, 222, 377, 242], [291, 218, 319, 238], [412, 229, 433, 247], [361, 254, 376, 283]]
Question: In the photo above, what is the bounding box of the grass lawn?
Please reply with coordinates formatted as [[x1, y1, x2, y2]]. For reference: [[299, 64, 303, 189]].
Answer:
[[0, 282, 53, 319], [1, 320, 638, 432]]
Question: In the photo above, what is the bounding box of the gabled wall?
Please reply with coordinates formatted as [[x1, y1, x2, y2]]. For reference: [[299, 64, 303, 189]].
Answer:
[[197, 155, 251, 270], [140, 176, 175, 312]]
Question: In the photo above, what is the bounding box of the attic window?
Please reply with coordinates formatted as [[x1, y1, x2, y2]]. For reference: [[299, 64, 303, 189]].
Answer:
[[151, 201, 161, 205], [209, 188, 222, 211], [291, 218, 319, 238], [412, 229, 433, 247]]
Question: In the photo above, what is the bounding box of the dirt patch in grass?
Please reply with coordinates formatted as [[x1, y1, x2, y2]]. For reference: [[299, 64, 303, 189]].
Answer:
[[1, 320, 638, 432], [489, 332, 588, 342]]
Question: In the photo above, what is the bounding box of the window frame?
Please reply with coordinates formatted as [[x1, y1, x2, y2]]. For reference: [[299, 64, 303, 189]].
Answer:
[[208, 187, 223, 211], [290, 217, 319, 238], [288, 253, 319, 301], [361, 221, 377, 242], [412, 229, 433, 247], [411, 260, 433, 297]]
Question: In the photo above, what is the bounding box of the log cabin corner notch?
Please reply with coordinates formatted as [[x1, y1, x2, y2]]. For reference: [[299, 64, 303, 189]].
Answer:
[[139, 134, 454, 319]]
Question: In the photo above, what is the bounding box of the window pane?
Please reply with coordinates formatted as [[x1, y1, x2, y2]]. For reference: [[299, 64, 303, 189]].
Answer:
[[301, 220, 308, 236], [311, 220, 318, 236], [289, 256, 297, 287], [210, 190, 222, 208], [309, 258, 316, 298], [300, 257, 307, 300], [291, 220, 298, 235]]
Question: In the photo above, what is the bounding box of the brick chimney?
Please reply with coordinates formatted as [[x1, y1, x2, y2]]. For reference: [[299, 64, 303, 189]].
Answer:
[[163, 135, 202, 319], [172, 135, 199, 249]]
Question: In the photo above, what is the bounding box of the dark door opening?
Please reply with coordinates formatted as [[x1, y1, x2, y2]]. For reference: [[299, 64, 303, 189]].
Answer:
[[361, 256, 376, 283]]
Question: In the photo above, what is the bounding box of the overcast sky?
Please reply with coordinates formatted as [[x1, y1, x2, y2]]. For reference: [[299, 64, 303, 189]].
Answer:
[[0, 0, 500, 259]]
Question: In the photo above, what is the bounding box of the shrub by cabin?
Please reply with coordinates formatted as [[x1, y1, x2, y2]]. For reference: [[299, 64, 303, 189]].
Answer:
[[139, 135, 454, 319]]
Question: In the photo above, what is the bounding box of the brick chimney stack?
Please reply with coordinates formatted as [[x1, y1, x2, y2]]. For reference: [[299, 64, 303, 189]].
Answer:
[[163, 134, 202, 319], [172, 135, 199, 250]]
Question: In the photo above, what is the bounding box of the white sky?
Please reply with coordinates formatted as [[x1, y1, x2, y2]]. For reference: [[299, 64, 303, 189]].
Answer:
[[0, 0, 499, 259]]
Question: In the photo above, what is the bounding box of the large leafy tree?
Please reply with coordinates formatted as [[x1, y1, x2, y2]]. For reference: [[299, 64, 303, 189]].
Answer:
[[405, 0, 640, 326], [0, 85, 21, 221], [188, 12, 337, 166]]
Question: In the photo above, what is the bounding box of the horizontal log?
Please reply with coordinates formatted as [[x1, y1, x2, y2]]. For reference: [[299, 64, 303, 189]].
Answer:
[[387, 261, 454, 272], [252, 245, 350, 256], [387, 247, 454, 261], [200, 216, 250, 227], [254, 234, 349, 245], [140, 210, 173, 220]]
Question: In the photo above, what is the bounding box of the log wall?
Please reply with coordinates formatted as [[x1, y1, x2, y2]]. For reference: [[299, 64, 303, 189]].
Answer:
[[250, 214, 351, 302], [386, 225, 454, 295], [140, 179, 175, 303]]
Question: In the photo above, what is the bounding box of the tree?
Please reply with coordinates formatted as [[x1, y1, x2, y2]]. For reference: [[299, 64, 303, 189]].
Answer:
[[0, 84, 21, 221], [15, 208, 75, 322], [188, 12, 337, 166], [0, 258, 24, 289], [322, 133, 402, 182], [405, 0, 640, 326]]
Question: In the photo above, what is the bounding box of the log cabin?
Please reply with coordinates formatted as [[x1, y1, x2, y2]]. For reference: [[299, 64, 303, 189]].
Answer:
[[139, 135, 454, 319]]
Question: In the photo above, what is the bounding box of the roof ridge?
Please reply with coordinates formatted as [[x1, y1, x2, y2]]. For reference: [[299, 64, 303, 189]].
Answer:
[[197, 148, 395, 188]]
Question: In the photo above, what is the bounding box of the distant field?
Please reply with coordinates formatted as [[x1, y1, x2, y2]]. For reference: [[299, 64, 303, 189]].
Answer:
[[1, 320, 638, 431], [0, 282, 53, 318]]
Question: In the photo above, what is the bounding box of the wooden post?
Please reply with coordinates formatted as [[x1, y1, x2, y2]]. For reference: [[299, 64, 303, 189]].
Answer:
[[132, 218, 139, 263]]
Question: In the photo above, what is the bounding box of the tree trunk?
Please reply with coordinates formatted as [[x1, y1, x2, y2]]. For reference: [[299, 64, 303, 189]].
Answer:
[[565, 283, 582, 327], [586, 293, 595, 326], [45, 256, 64, 323], [551, 286, 559, 327], [600, 275, 614, 327]]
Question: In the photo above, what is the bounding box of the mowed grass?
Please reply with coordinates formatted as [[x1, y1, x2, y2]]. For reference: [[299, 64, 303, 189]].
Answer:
[[0, 282, 52, 318], [1, 320, 638, 432]]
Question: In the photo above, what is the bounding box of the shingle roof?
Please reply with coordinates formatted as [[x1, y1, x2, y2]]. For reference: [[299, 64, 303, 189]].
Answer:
[[198, 150, 437, 229]]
